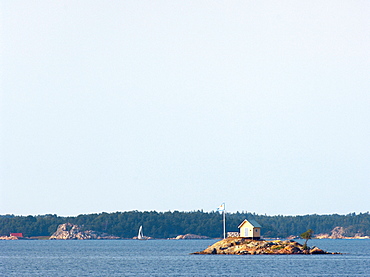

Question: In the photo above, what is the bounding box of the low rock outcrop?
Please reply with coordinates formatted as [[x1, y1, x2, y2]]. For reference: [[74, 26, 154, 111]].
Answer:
[[175, 234, 210, 239], [0, 235, 19, 240], [49, 223, 119, 240], [132, 235, 153, 240], [193, 237, 340, 255]]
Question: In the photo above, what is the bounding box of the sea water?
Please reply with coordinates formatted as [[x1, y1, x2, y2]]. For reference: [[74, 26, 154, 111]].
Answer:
[[1, 239, 370, 276]]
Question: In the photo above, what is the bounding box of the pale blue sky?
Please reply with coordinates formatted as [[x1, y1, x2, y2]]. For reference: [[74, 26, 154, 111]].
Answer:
[[1, 1, 369, 216]]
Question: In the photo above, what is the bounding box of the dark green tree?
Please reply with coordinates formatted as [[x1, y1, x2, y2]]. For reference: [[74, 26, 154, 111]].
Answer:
[[300, 229, 314, 249]]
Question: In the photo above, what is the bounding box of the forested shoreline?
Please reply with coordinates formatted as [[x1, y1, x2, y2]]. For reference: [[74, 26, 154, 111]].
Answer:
[[1, 211, 369, 239]]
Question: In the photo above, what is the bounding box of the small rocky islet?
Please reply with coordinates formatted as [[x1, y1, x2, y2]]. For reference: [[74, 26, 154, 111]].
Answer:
[[192, 237, 340, 255]]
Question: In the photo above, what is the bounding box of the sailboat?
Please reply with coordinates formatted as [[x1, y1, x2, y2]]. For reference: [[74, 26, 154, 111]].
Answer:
[[137, 225, 144, 240]]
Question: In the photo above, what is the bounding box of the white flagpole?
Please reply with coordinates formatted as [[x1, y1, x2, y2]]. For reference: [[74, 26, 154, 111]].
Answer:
[[223, 203, 226, 239]]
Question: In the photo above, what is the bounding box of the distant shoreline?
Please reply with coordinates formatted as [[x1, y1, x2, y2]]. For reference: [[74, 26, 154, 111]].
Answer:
[[2, 235, 369, 241], [2, 211, 369, 239]]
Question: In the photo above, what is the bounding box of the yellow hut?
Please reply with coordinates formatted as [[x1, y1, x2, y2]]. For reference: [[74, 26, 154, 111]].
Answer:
[[238, 219, 261, 240]]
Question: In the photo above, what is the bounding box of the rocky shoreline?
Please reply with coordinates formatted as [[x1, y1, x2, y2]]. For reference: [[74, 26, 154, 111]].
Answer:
[[49, 223, 120, 240], [0, 235, 21, 240], [173, 234, 210, 239], [49, 223, 213, 240], [193, 237, 341, 255], [315, 226, 370, 239], [2, 222, 368, 241]]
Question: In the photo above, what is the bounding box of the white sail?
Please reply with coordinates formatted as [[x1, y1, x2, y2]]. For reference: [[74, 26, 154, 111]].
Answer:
[[138, 225, 143, 240]]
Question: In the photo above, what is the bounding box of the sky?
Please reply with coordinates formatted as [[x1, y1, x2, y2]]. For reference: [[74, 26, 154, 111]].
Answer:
[[1, 1, 369, 216]]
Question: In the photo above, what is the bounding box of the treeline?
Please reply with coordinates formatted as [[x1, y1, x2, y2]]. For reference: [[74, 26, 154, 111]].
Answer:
[[1, 211, 369, 238]]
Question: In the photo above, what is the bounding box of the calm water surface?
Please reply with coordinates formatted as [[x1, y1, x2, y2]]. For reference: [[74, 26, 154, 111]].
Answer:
[[1, 239, 370, 276]]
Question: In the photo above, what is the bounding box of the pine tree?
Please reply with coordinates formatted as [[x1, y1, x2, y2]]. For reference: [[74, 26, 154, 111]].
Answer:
[[300, 229, 314, 249]]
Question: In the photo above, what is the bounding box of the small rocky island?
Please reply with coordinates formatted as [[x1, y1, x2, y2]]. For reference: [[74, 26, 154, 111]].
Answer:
[[193, 237, 340, 255]]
